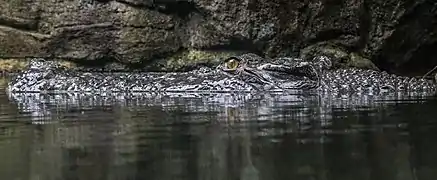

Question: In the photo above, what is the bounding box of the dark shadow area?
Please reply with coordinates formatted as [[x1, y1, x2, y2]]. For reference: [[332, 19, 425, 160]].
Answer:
[[206, 37, 264, 56], [153, 0, 200, 19], [373, 0, 437, 75], [398, 43, 437, 77]]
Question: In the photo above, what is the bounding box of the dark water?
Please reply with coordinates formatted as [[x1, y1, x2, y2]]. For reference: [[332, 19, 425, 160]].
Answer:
[[1, 78, 437, 180]]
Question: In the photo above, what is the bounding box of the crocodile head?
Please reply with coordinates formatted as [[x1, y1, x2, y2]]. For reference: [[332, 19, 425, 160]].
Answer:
[[216, 53, 331, 90], [7, 54, 332, 93], [154, 53, 330, 92]]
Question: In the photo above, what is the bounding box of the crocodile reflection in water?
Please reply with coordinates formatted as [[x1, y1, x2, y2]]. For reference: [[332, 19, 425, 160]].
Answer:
[[6, 53, 437, 94], [7, 53, 437, 124]]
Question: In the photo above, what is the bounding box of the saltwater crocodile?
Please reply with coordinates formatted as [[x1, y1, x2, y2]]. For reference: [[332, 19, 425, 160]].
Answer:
[[6, 53, 437, 95]]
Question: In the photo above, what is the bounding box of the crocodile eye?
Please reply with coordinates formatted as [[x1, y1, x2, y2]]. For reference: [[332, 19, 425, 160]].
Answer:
[[226, 59, 239, 70]]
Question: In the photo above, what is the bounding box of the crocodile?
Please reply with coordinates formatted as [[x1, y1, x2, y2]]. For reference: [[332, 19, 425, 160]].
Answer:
[[6, 53, 437, 95]]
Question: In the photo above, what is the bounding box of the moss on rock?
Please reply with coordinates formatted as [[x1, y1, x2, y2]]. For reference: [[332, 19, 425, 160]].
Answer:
[[349, 53, 378, 70], [300, 43, 378, 70], [0, 77, 7, 87], [159, 49, 242, 71], [0, 58, 77, 73], [0, 58, 28, 72]]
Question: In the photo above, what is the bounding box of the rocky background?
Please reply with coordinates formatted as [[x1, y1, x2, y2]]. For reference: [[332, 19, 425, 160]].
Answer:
[[0, 0, 436, 75]]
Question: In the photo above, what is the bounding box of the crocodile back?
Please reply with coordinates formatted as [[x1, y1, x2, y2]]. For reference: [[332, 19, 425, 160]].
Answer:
[[320, 68, 436, 95]]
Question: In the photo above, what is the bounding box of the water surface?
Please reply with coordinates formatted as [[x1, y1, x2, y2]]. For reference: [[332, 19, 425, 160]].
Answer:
[[1, 77, 437, 180]]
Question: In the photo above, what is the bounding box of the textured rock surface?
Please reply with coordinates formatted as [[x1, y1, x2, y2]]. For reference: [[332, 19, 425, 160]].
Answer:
[[0, 0, 436, 74]]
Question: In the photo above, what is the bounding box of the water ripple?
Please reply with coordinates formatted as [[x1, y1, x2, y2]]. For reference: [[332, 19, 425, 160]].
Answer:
[[1, 79, 437, 180]]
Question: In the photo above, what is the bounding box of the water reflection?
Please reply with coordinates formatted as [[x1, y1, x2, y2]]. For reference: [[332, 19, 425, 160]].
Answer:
[[1, 87, 437, 179]]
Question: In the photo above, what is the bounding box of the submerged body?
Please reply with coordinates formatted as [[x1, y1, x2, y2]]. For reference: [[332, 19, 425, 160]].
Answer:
[[8, 66, 257, 93], [6, 53, 437, 95]]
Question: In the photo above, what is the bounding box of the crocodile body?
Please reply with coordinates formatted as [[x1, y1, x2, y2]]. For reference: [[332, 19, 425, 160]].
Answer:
[[6, 53, 437, 95]]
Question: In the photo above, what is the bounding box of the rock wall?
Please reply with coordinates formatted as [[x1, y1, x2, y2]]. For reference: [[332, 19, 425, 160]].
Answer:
[[0, 0, 436, 74]]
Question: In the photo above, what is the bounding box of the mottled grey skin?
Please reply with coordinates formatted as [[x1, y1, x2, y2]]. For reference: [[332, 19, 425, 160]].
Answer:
[[6, 53, 437, 96], [7, 59, 257, 93], [6, 53, 322, 93]]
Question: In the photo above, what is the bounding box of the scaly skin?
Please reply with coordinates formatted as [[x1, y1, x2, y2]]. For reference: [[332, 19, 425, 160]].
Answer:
[[320, 68, 436, 94], [7, 54, 437, 118], [6, 54, 317, 93], [6, 53, 437, 95]]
